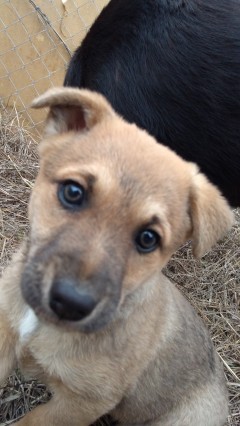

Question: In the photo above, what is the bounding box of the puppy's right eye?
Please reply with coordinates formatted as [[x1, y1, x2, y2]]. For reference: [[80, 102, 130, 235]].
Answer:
[[58, 181, 85, 209]]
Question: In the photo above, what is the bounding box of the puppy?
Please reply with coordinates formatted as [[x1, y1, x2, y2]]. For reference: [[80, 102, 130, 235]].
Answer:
[[0, 88, 234, 426], [64, 0, 240, 207]]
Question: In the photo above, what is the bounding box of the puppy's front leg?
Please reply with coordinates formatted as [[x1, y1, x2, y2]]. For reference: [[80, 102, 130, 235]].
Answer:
[[14, 383, 117, 426], [0, 312, 17, 383], [14, 399, 83, 426]]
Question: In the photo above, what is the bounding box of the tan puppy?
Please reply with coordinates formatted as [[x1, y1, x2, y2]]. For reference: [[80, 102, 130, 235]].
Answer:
[[0, 88, 234, 426]]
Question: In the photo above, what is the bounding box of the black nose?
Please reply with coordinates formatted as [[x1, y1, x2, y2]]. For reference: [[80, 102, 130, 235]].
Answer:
[[49, 280, 97, 321]]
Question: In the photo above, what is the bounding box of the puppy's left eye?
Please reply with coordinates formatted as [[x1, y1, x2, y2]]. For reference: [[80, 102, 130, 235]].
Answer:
[[135, 229, 160, 253], [58, 181, 85, 209]]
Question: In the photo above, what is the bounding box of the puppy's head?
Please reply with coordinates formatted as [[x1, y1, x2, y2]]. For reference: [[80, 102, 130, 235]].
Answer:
[[21, 87, 233, 333]]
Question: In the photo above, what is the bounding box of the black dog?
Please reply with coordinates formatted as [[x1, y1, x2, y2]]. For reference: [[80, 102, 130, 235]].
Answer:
[[64, 0, 240, 207]]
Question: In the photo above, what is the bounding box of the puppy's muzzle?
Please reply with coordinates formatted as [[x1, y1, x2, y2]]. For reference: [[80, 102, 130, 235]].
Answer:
[[21, 240, 125, 332], [50, 279, 97, 321]]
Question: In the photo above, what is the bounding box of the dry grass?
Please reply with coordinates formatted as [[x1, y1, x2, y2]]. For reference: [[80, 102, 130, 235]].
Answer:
[[0, 105, 38, 274], [0, 106, 239, 425]]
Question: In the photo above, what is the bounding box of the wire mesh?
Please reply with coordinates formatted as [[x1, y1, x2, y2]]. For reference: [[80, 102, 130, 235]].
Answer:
[[0, 0, 109, 136]]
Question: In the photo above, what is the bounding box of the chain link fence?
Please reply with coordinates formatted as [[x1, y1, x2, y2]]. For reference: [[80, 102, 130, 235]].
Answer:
[[0, 0, 109, 136]]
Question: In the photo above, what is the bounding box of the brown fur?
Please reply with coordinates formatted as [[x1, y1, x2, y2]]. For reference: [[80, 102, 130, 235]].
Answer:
[[0, 88, 234, 425]]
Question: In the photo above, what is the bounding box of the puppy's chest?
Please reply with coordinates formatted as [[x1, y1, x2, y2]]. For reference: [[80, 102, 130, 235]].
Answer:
[[20, 349, 112, 393], [19, 326, 120, 395]]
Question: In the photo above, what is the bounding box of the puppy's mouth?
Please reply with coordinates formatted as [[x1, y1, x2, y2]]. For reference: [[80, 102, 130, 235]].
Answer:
[[20, 254, 122, 333]]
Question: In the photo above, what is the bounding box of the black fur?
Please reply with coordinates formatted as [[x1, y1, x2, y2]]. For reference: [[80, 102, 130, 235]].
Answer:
[[64, 0, 240, 206]]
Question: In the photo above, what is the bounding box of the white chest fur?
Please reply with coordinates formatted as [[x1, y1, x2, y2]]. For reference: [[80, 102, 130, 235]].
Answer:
[[18, 307, 39, 343]]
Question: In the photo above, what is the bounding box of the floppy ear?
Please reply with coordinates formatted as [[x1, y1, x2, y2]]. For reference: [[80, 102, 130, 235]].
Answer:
[[189, 171, 234, 258], [31, 87, 115, 137]]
